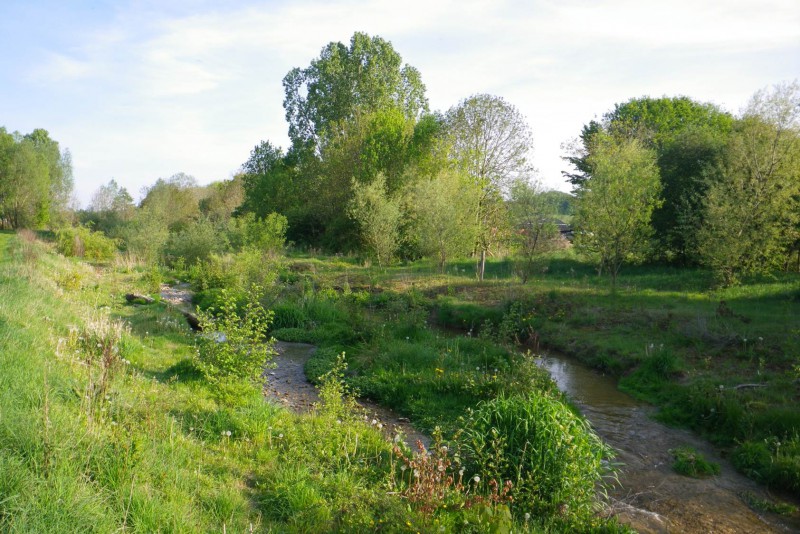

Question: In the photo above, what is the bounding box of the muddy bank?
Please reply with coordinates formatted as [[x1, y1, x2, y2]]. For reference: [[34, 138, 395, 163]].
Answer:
[[537, 353, 800, 534]]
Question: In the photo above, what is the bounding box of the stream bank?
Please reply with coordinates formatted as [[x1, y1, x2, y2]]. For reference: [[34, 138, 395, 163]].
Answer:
[[537, 353, 800, 533]]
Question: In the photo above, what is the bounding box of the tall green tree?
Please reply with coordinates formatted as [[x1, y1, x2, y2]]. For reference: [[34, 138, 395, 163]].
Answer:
[[698, 82, 800, 285], [574, 134, 662, 289], [446, 94, 534, 280], [0, 128, 73, 229], [564, 97, 732, 263], [282, 32, 427, 151]]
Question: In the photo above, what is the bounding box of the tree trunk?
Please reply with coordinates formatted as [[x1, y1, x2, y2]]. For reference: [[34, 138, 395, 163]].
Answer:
[[478, 249, 486, 281]]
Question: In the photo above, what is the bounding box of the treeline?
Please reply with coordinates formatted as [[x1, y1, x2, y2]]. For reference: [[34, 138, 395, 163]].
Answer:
[[14, 32, 799, 289], [0, 128, 73, 229], [567, 83, 800, 286]]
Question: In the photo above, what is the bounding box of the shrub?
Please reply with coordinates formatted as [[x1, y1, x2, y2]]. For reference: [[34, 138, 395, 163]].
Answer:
[[56, 226, 118, 262], [456, 393, 611, 520], [195, 285, 276, 404], [163, 218, 229, 265]]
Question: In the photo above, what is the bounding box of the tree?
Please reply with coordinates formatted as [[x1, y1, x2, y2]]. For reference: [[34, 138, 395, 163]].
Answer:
[[574, 134, 662, 289], [283, 32, 427, 151], [85, 179, 135, 237], [406, 169, 479, 272], [563, 97, 733, 263], [348, 174, 401, 266], [139, 173, 201, 232], [0, 127, 73, 229], [446, 94, 534, 280], [508, 180, 562, 282], [697, 82, 800, 285]]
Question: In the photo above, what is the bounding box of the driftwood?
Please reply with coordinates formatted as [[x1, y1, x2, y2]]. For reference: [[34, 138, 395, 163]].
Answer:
[[181, 310, 202, 332], [125, 293, 155, 304]]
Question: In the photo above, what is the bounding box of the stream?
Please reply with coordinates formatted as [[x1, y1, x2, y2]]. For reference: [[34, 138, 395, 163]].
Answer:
[[536, 352, 800, 533], [162, 284, 797, 532]]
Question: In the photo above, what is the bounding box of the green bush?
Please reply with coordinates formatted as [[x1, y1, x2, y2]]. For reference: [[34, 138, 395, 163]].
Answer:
[[56, 226, 118, 261], [195, 285, 276, 404], [671, 446, 720, 477], [457, 393, 611, 520], [163, 218, 229, 265]]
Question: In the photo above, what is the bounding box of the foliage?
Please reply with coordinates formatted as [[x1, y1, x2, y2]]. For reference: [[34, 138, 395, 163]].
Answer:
[[508, 179, 563, 282], [697, 82, 800, 285], [670, 446, 720, 477], [195, 285, 276, 404], [282, 31, 427, 151], [446, 94, 533, 280], [564, 96, 734, 264], [0, 127, 73, 229], [163, 217, 229, 265], [457, 393, 611, 520], [574, 133, 662, 288], [406, 169, 479, 272], [138, 172, 200, 233], [230, 212, 288, 252], [349, 174, 401, 266], [56, 225, 118, 262]]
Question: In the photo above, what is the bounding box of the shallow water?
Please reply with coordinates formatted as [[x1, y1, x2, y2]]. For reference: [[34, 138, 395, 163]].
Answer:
[[535, 352, 800, 533]]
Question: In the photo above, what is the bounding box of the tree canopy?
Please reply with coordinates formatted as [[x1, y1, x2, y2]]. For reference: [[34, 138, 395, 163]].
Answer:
[[282, 32, 428, 151]]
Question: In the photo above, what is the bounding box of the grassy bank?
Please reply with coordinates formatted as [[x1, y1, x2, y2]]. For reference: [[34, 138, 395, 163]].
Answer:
[[0, 232, 626, 532]]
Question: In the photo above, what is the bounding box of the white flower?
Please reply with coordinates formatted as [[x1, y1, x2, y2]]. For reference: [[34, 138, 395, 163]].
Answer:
[[225, 430, 232, 437], [473, 475, 480, 483]]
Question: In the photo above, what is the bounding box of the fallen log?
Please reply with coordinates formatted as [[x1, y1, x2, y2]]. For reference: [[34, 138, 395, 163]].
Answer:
[[181, 310, 202, 332], [125, 293, 155, 304]]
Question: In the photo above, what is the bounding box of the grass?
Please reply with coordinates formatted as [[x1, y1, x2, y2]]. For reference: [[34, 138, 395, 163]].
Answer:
[[276, 247, 800, 496], [0, 231, 630, 532]]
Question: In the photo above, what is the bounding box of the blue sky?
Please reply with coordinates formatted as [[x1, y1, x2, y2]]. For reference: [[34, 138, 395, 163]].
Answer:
[[1, 0, 798, 206]]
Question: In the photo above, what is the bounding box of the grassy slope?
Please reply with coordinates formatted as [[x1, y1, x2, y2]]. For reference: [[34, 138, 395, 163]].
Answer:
[[0, 233, 417, 533]]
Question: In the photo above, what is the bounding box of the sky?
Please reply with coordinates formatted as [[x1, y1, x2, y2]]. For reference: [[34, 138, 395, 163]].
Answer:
[[1, 0, 798, 207]]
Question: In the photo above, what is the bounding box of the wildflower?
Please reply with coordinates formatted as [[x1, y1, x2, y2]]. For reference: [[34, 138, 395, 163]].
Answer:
[[459, 468, 464, 477], [524, 512, 531, 522], [225, 430, 232, 437], [371, 419, 378, 426], [377, 423, 383, 430], [278, 433, 284, 439], [400, 465, 407, 472], [473, 475, 480, 483]]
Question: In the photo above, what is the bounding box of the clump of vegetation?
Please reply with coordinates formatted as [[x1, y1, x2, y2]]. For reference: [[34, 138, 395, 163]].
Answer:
[[56, 225, 118, 261], [456, 393, 612, 522], [195, 285, 276, 404], [670, 446, 720, 477], [740, 491, 798, 516]]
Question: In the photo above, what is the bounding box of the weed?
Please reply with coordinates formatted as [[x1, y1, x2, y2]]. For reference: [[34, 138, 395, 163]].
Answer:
[[670, 446, 720, 477]]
